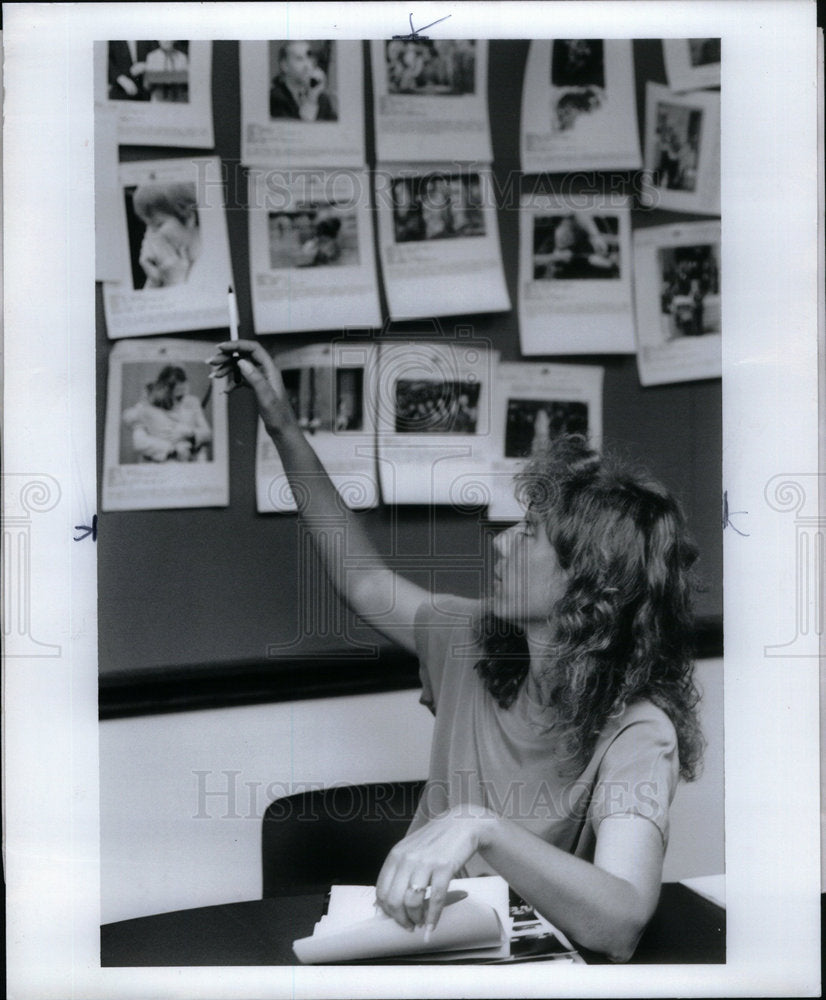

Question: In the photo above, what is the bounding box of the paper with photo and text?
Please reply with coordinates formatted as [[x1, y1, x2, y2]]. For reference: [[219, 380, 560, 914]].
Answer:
[[376, 164, 510, 320], [94, 104, 130, 282], [662, 38, 721, 92], [375, 340, 499, 506], [94, 40, 214, 147], [641, 82, 720, 215], [255, 341, 379, 512], [518, 193, 634, 355], [101, 156, 234, 338], [371, 39, 492, 162], [101, 338, 228, 511], [248, 167, 381, 334], [486, 362, 604, 521], [520, 39, 641, 173], [633, 220, 722, 386], [240, 40, 365, 167]]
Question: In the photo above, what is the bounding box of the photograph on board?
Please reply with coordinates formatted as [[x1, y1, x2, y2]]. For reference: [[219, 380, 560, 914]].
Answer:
[[268, 204, 359, 270], [268, 40, 338, 121], [532, 213, 620, 280], [642, 83, 720, 214], [384, 39, 476, 96], [240, 40, 364, 167], [503, 398, 590, 458], [632, 220, 722, 386], [101, 338, 229, 511], [255, 342, 379, 513], [248, 167, 380, 333], [119, 361, 213, 464], [95, 40, 213, 146], [102, 157, 234, 338], [520, 38, 640, 173], [282, 365, 365, 434], [394, 378, 481, 434], [391, 173, 486, 244]]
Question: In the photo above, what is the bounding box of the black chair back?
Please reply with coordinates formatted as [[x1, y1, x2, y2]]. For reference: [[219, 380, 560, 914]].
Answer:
[[262, 780, 426, 897]]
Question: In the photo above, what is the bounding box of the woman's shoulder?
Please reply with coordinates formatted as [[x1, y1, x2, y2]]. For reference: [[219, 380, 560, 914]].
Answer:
[[599, 698, 678, 749]]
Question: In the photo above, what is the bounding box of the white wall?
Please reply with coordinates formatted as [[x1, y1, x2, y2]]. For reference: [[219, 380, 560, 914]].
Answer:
[[100, 660, 724, 924]]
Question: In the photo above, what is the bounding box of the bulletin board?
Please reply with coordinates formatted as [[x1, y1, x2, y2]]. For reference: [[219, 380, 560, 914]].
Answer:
[[97, 40, 722, 717]]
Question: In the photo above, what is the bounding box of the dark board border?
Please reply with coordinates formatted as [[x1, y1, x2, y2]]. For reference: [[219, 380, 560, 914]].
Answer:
[[99, 615, 722, 719]]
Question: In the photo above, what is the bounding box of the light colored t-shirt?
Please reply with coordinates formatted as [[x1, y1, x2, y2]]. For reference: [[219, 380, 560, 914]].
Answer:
[[407, 595, 680, 874]]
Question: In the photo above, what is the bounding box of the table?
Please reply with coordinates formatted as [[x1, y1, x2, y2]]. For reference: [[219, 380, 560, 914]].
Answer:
[[100, 883, 725, 967]]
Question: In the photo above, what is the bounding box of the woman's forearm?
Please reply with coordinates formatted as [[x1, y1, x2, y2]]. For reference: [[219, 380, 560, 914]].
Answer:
[[478, 816, 656, 962], [266, 419, 388, 603]]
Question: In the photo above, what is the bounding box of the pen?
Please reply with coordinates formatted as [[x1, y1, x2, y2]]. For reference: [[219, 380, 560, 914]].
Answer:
[[227, 285, 240, 342]]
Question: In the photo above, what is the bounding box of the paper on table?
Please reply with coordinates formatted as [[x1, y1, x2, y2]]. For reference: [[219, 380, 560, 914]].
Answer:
[[294, 877, 510, 964]]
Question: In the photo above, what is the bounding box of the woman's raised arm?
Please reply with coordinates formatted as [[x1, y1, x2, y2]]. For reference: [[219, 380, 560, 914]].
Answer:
[[210, 340, 429, 654]]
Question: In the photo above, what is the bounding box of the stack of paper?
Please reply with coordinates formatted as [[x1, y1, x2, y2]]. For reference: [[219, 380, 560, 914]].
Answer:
[[293, 876, 511, 964]]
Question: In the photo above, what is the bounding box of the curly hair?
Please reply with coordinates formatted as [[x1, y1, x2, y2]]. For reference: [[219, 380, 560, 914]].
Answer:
[[474, 434, 704, 781]]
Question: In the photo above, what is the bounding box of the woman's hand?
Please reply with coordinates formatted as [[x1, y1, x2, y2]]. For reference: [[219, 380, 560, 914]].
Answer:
[[375, 805, 499, 933], [208, 340, 295, 436]]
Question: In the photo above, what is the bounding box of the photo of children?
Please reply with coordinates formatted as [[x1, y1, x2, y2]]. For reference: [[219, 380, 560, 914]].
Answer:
[[384, 39, 475, 95], [391, 174, 485, 243], [550, 39, 605, 132], [268, 41, 337, 121], [281, 366, 364, 434], [119, 361, 213, 464], [267, 205, 358, 269], [658, 243, 720, 340], [652, 102, 702, 192], [124, 181, 201, 290], [532, 213, 620, 279], [394, 379, 480, 434], [504, 398, 589, 459]]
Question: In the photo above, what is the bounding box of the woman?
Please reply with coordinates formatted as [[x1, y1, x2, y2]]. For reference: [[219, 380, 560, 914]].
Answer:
[[123, 365, 212, 463], [209, 341, 703, 963]]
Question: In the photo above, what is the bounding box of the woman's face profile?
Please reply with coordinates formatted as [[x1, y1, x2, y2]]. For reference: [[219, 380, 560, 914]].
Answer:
[[491, 509, 567, 628]]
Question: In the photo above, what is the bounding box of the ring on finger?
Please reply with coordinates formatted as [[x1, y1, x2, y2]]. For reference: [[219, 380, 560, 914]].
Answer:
[[406, 884, 428, 895]]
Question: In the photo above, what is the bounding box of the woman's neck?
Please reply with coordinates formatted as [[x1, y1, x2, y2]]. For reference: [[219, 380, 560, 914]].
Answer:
[[524, 623, 562, 701]]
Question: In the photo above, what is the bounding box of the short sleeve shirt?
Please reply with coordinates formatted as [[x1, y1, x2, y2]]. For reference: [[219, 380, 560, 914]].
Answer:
[[408, 595, 680, 873]]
